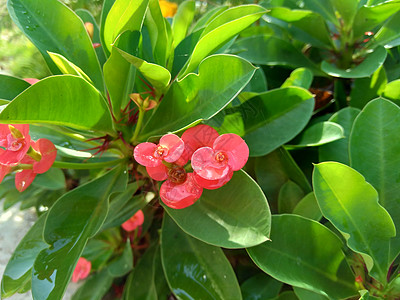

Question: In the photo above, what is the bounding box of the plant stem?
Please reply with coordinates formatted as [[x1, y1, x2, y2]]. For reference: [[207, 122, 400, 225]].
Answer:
[[130, 109, 145, 143], [52, 158, 126, 170]]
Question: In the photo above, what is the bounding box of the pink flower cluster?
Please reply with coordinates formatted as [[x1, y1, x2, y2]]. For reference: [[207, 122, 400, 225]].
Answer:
[[122, 209, 144, 231], [72, 257, 91, 283], [0, 124, 57, 192], [134, 125, 249, 209]]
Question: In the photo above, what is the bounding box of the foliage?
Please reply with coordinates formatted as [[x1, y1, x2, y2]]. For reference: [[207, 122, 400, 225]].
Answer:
[[2, 0, 400, 299]]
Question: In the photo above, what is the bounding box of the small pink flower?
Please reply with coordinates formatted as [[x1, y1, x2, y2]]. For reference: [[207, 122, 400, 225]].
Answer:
[[160, 173, 203, 209], [134, 134, 184, 167], [24, 78, 39, 85], [191, 133, 249, 182], [0, 124, 31, 166], [122, 210, 145, 231], [72, 257, 91, 283]]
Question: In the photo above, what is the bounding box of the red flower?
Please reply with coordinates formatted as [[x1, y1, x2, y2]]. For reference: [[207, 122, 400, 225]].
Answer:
[[191, 133, 248, 187], [72, 257, 91, 283], [15, 138, 57, 192], [0, 124, 31, 166], [134, 134, 184, 167], [122, 210, 145, 231], [160, 173, 203, 209]]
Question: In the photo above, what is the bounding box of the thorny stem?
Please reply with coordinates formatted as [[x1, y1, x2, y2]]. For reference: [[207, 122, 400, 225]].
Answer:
[[52, 158, 126, 170], [130, 108, 145, 144]]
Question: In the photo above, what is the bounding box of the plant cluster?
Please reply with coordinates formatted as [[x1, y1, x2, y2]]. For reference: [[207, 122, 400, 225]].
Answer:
[[2, 0, 400, 299]]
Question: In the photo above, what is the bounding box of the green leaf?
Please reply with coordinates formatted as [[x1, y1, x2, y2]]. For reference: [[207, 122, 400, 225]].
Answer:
[[104, 31, 140, 120], [255, 147, 312, 212], [0, 74, 30, 101], [139, 54, 256, 140], [123, 243, 160, 300], [293, 287, 330, 300], [164, 170, 271, 249], [32, 168, 65, 190], [281, 68, 313, 89], [232, 87, 314, 156], [0, 75, 114, 135], [31, 166, 127, 300], [374, 10, 400, 48], [302, 0, 338, 25], [293, 192, 322, 221], [321, 46, 387, 78], [353, 1, 400, 39], [241, 273, 282, 300], [319, 107, 360, 164], [247, 215, 358, 300], [7, 0, 105, 93], [48, 52, 92, 83], [161, 215, 242, 300], [287, 121, 344, 147], [82, 239, 113, 270], [349, 65, 387, 109], [268, 7, 333, 48], [103, 0, 148, 52], [278, 180, 304, 213], [107, 239, 133, 277], [231, 35, 323, 76], [178, 5, 266, 79], [382, 79, 400, 105], [172, 0, 196, 48], [99, 0, 115, 57], [359, 290, 381, 300], [313, 162, 396, 283], [75, 9, 107, 67], [116, 46, 171, 90], [71, 269, 113, 300], [349, 98, 400, 263], [330, 0, 358, 30], [1, 214, 47, 298]]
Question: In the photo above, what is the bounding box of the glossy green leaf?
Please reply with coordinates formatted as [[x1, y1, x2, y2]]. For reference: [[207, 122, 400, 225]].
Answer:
[[318, 107, 360, 164], [172, 0, 195, 48], [293, 192, 322, 221], [233, 87, 314, 156], [123, 243, 159, 300], [103, 0, 148, 52], [0, 75, 114, 135], [161, 215, 242, 300], [281, 68, 313, 89], [99, 0, 115, 57], [313, 162, 395, 283], [104, 31, 139, 120], [116, 47, 171, 90], [255, 147, 312, 212], [75, 9, 107, 67], [82, 239, 114, 270], [241, 274, 282, 300], [349, 98, 400, 263], [31, 166, 127, 300], [139, 54, 256, 140], [231, 35, 323, 76], [190, 6, 228, 33], [278, 180, 304, 213], [247, 215, 358, 300], [353, 1, 400, 38], [382, 79, 400, 105], [330, 0, 358, 30], [164, 170, 270, 249], [107, 239, 133, 277], [293, 287, 330, 300], [48, 52, 92, 83], [7, 0, 105, 93], [359, 290, 381, 300], [178, 5, 266, 79], [32, 168, 65, 190], [1, 214, 47, 298], [0, 74, 30, 101], [321, 46, 387, 78], [268, 7, 333, 48], [374, 10, 400, 48], [302, 0, 338, 25], [349, 66, 387, 109], [71, 269, 113, 300], [287, 121, 344, 147]]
